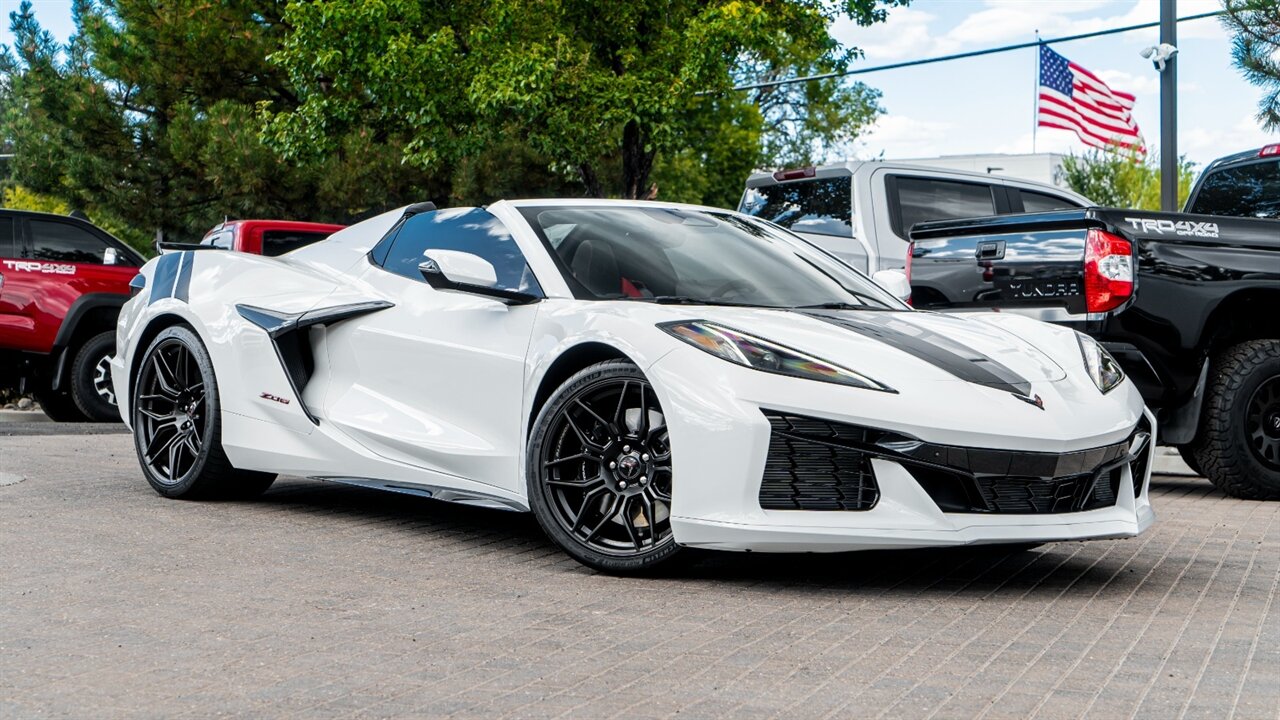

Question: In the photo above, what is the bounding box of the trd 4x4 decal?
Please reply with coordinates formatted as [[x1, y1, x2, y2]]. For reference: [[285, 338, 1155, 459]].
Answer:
[[1, 259, 77, 275], [1123, 217, 1220, 238]]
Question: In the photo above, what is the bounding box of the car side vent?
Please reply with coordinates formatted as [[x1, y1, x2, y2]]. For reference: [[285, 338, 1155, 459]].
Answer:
[[236, 301, 393, 424]]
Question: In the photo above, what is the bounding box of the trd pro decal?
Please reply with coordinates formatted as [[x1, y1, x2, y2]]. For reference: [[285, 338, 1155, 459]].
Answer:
[[1124, 217, 1219, 238], [1, 259, 76, 275]]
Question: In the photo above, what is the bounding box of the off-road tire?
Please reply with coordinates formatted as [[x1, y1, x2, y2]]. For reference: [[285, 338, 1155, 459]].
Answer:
[[33, 388, 90, 422], [527, 360, 683, 575], [70, 330, 121, 421], [132, 325, 275, 499], [1176, 445, 1203, 477], [1189, 340, 1280, 499]]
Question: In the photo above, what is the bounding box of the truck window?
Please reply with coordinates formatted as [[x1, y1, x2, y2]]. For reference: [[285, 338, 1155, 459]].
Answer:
[[203, 229, 233, 250], [0, 217, 15, 258], [1019, 190, 1081, 213], [892, 177, 997, 236], [261, 230, 333, 257], [738, 177, 853, 238], [1187, 160, 1280, 218], [29, 220, 110, 264]]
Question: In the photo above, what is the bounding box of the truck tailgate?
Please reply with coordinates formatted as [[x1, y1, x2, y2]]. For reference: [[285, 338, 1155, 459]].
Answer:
[[908, 210, 1104, 315]]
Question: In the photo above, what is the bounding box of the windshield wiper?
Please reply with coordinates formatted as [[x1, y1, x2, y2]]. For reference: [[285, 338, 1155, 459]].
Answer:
[[647, 296, 776, 308], [791, 301, 895, 311]]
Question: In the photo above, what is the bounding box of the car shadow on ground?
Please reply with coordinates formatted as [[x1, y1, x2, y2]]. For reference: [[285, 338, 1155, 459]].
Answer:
[[250, 477, 1170, 597]]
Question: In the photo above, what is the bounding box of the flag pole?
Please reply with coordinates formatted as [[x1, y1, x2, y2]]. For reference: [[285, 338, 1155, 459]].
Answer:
[[1033, 31, 1041, 154]]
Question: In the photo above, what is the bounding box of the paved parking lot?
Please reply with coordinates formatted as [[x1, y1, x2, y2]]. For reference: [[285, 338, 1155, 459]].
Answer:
[[1, 426, 1277, 719]]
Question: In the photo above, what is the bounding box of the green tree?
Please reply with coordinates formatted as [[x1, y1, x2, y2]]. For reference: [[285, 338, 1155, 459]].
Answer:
[[1061, 150, 1196, 210], [1222, 0, 1280, 130], [0, 0, 442, 247], [264, 0, 902, 201]]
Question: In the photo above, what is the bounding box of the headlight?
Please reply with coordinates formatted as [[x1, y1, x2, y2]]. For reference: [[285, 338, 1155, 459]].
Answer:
[[658, 321, 895, 392], [1076, 332, 1125, 393]]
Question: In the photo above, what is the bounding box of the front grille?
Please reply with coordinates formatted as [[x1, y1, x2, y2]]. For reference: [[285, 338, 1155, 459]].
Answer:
[[760, 410, 1146, 516], [760, 414, 880, 511]]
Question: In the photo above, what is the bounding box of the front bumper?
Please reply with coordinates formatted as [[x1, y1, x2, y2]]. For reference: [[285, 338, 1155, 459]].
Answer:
[[648, 344, 1156, 553]]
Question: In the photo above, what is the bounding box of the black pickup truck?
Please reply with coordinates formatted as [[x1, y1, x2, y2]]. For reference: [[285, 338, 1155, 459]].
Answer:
[[907, 145, 1280, 499]]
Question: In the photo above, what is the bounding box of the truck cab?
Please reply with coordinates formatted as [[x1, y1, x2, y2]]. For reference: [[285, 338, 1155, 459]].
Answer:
[[737, 161, 1090, 274], [199, 220, 346, 256]]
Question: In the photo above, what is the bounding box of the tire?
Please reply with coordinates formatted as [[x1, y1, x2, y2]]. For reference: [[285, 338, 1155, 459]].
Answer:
[[131, 325, 275, 499], [33, 388, 90, 422], [526, 360, 682, 574], [70, 330, 122, 421], [1176, 445, 1203, 477], [1189, 340, 1280, 500]]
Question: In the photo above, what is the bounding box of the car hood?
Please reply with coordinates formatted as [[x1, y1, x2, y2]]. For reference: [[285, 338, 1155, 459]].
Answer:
[[650, 305, 1069, 391]]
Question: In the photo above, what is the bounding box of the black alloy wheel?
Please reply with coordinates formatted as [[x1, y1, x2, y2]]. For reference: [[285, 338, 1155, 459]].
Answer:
[[1245, 376, 1280, 471], [132, 325, 275, 499], [136, 335, 208, 484], [528, 361, 681, 573]]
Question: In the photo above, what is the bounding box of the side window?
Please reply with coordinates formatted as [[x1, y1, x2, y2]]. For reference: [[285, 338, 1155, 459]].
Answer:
[[1019, 190, 1082, 213], [262, 231, 331, 257], [0, 217, 15, 258], [892, 177, 997, 236], [380, 208, 541, 294], [29, 220, 110, 264]]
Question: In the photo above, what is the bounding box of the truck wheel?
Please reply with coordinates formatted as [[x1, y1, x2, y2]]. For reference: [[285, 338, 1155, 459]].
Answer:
[[69, 331, 121, 422], [1176, 446, 1203, 477], [1190, 340, 1280, 500], [32, 389, 90, 422]]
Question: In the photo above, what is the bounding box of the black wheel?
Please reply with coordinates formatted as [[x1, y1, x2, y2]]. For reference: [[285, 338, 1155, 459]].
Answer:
[[70, 330, 121, 421], [1190, 340, 1280, 500], [33, 387, 89, 422], [527, 360, 681, 574], [1176, 445, 1203, 477], [132, 325, 275, 499]]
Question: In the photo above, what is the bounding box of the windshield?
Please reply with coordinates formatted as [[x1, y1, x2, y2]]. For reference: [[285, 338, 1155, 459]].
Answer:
[[738, 176, 853, 238], [517, 205, 901, 309]]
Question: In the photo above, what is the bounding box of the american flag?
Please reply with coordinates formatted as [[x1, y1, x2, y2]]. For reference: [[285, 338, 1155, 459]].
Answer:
[[1038, 45, 1145, 156]]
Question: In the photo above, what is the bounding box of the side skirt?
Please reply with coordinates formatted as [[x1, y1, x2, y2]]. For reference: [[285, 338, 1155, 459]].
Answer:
[[313, 476, 529, 512]]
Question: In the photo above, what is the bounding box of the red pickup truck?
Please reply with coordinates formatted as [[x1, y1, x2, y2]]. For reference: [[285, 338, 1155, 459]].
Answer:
[[0, 209, 144, 421], [197, 220, 345, 255]]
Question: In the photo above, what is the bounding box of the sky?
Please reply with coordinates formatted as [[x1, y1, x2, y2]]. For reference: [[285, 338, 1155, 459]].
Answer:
[[831, 0, 1277, 168], [3, 0, 1276, 171]]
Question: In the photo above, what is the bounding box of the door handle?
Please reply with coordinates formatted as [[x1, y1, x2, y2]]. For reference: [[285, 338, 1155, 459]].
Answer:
[[976, 241, 1005, 260]]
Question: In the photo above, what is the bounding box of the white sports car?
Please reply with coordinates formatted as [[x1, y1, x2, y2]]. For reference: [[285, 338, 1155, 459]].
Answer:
[[113, 200, 1155, 573]]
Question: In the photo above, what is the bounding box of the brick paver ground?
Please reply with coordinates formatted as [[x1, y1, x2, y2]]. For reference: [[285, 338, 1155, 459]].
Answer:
[[1, 429, 1277, 719]]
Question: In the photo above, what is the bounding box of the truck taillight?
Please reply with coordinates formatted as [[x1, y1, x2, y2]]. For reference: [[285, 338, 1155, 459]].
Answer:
[[772, 167, 816, 181], [1260, 144, 1280, 158], [1084, 228, 1133, 313]]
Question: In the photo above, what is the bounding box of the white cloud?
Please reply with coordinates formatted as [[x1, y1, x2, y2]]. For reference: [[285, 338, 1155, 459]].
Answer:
[[991, 130, 1081, 156], [830, 7, 960, 62], [1097, 69, 1160, 96], [849, 115, 956, 160], [1182, 117, 1278, 166]]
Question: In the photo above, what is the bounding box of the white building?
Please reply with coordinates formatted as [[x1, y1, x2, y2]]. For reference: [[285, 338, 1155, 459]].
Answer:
[[889, 153, 1069, 188]]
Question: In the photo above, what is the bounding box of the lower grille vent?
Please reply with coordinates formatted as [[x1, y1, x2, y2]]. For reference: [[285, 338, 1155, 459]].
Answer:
[[760, 414, 880, 511]]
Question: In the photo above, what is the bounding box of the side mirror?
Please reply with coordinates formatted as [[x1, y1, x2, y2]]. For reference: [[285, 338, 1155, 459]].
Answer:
[[103, 247, 119, 265], [418, 250, 540, 305], [420, 250, 498, 288], [871, 269, 912, 304]]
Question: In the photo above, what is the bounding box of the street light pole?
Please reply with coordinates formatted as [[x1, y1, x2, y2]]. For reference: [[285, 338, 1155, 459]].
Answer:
[[1160, 0, 1178, 212]]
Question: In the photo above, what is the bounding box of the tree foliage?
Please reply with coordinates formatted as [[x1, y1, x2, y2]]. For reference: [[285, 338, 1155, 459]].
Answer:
[[0, 0, 441, 247], [264, 0, 902, 201], [1222, 0, 1280, 131], [1061, 150, 1195, 211]]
